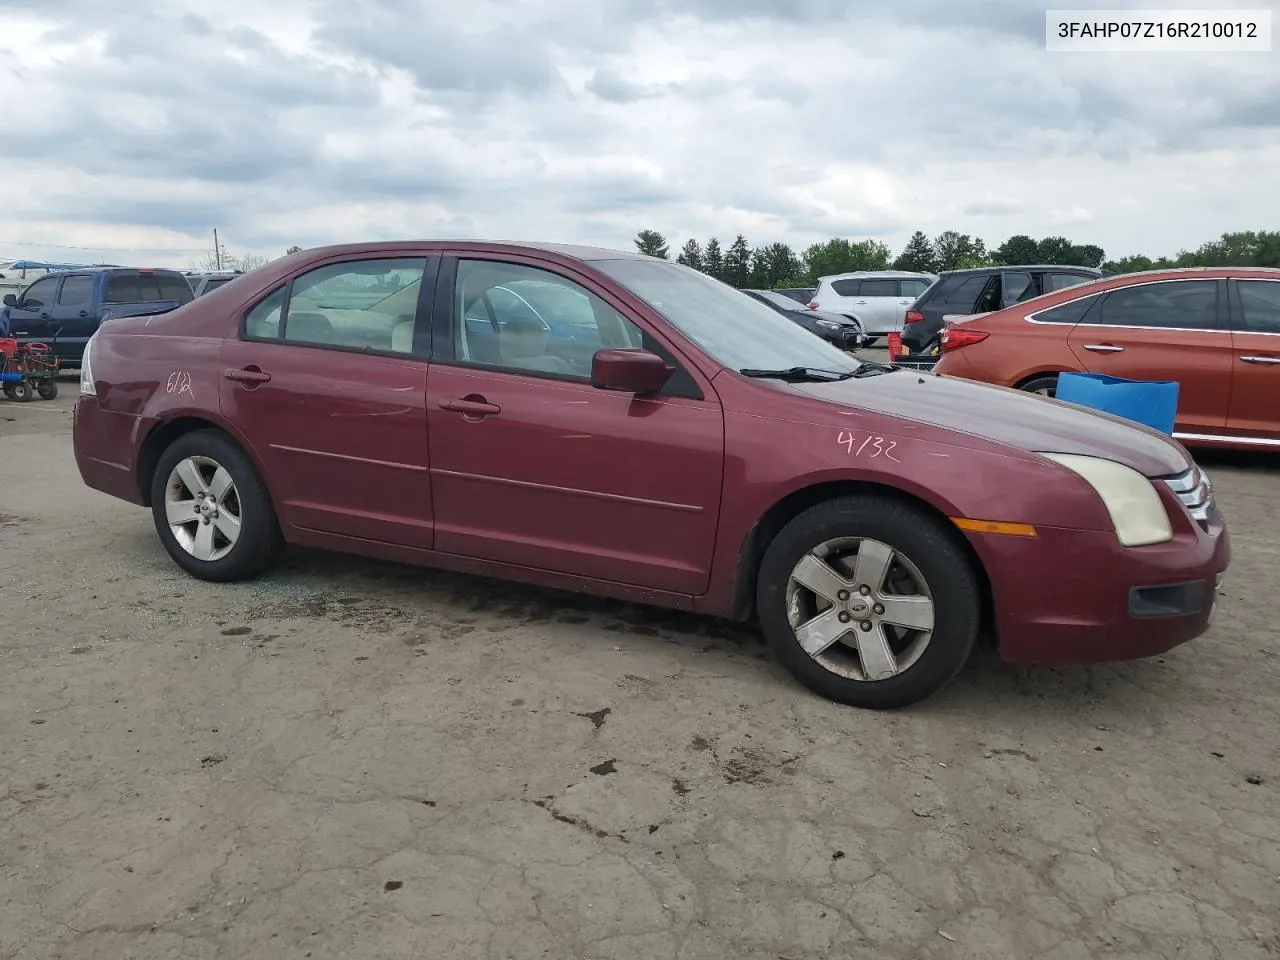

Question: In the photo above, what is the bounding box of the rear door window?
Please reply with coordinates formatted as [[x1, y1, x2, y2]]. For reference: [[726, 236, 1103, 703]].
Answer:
[[1090, 280, 1220, 329], [56, 275, 94, 305], [1235, 280, 1280, 334], [857, 279, 899, 297]]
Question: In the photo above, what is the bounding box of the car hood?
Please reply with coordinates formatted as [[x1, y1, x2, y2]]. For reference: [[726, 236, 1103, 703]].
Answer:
[[789, 369, 1190, 477], [796, 309, 856, 326]]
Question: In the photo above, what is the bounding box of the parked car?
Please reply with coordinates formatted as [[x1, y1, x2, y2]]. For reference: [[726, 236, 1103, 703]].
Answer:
[[808, 271, 937, 345], [932, 267, 1280, 450], [742, 289, 865, 350], [73, 242, 1228, 709], [900, 265, 1103, 358], [5, 266, 194, 366], [184, 270, 244, 297], [773, 287, 815, 305]]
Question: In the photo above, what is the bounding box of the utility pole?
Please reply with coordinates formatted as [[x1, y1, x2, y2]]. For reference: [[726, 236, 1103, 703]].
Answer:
[[213, 229, 222, 270]]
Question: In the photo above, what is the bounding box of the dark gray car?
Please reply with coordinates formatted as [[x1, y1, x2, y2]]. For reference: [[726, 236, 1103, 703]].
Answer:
[[742, 289, 865, 350]]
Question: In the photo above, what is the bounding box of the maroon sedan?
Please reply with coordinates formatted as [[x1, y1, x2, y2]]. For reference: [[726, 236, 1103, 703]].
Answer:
[[73, 242, 1229, 708]]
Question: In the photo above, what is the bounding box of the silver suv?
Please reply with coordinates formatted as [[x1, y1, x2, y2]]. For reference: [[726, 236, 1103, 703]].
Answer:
[[808, 271, 937, 344]]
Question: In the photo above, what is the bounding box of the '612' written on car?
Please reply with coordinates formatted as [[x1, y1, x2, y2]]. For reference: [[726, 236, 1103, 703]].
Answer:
[[837, 429, 901, 462]]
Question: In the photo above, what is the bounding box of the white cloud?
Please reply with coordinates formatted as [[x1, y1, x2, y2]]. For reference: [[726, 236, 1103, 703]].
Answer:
[[0, 0, 1274, 269]]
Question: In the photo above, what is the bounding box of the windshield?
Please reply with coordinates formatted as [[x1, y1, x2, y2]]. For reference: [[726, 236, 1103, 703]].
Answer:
[[593, 259, 859, 373], [752, 290, 806, 312]]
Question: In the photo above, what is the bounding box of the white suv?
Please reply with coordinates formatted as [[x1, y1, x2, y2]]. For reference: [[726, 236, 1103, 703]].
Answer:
[[809, 271, 938, 344]]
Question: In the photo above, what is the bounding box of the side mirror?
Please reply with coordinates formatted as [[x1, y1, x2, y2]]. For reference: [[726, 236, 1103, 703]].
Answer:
[[590, 348, 671, 395], [2, 294, 16, 307]]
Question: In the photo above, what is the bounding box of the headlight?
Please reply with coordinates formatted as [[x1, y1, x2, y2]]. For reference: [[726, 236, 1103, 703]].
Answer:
[[80, 331, 97, 397], [1040, 453, 1172, 546], [815, 319, 840, 330]]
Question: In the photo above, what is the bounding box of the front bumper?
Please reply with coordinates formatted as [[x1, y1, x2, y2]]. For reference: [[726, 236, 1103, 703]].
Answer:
[[973, 514, 1230, 664], [821, 326, 864, 350]]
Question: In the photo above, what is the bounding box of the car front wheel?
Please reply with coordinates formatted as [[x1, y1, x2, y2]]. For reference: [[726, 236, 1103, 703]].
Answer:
[[756, 496, 981, 709], [150, 429, 283, 582]]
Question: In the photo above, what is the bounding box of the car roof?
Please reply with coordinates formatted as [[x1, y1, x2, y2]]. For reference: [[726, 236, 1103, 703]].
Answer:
[[291, 240, 661, 264], [817, 270, 934, 281], [938, 265, 1103, 277]]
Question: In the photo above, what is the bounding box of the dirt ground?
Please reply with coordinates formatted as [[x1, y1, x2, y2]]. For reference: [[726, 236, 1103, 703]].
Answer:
[[2, 369, 1278, 960]]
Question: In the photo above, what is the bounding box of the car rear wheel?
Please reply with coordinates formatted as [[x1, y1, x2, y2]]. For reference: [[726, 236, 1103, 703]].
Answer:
[[1020, 375, 1058, 397], [150, 429, 283, 582], [756, 496, 981, 709]]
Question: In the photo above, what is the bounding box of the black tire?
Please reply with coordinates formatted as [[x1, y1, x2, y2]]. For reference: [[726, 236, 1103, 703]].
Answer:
[[8, 380, 33, 402], [2, 382, 17, 400], [1020, 375, 1058, 397], [37, 379, 58, 400], [150, 429, 283, 582], [756, 496, 982, 709]]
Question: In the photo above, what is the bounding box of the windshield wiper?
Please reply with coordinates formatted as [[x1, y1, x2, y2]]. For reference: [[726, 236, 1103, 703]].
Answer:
[[847, 360, 901, 378], [738, 366, 856, 382]]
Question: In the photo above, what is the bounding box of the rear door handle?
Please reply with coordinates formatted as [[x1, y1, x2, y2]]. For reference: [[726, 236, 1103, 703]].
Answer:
[[1083, 344, 1124, 353], [1240, 355, 1280, 364], [224, 367, 271, 383], [439, 397, 501, 416]]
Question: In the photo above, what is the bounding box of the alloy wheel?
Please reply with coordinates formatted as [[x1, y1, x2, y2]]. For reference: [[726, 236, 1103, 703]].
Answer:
[[163, 456, 243, 562], [784, 537, 935, 682]]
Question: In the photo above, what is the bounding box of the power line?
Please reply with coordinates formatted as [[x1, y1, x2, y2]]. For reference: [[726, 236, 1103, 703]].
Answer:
[[0, 238, 211, 253]]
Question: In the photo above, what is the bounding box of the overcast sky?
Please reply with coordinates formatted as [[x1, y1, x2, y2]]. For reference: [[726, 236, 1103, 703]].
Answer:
[[0, 0, 1276, 269]]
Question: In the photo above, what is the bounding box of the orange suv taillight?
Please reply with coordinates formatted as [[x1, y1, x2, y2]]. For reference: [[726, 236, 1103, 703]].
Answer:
[[941, 328, 989, 351], [905, 310, 925, 324]]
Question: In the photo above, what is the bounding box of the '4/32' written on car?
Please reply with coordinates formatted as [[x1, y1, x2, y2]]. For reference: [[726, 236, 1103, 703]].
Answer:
[[837, 429, 901, 462]]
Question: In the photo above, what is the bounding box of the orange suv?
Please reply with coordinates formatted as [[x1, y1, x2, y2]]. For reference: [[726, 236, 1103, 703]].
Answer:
[[933, 267, 1280, 450]]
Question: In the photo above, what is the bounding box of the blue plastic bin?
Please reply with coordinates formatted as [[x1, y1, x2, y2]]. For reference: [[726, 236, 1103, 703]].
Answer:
[[1055, 372, 1179, 435]]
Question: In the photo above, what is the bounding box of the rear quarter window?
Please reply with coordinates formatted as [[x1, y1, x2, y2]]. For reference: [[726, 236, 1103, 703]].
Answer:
[[945, 276, 991, 306], [829, 279, 861, 297]]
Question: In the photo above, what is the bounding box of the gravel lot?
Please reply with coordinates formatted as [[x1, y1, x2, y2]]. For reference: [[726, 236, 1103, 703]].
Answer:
[[3, 367, 1279, 960]]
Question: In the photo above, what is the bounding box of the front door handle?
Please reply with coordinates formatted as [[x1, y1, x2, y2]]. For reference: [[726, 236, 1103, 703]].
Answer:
[[1240, 355, 1280, 364], [439, 396, 501, 416], [1083, 344, 1124, 353], [224, 367, 271, 383]]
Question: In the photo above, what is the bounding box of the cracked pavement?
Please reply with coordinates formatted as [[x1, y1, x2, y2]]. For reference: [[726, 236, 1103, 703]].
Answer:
[[2, 375, 1278, 960]]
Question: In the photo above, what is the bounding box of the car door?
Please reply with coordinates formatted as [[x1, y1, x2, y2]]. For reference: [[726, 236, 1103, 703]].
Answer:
[[7, 275, 62, 344], [425, 252, 725, 595], [850, 278, 901, 334], [49, 273, 97, 362], [1066, 278, 1231, 433], [1226, 278, 1280, 442], [219, 255, 439, 548]]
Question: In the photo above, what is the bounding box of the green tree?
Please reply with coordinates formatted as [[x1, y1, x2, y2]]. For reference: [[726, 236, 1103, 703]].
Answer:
[[802, 238, 891, 280], [749, 242, 802, 288], [634, 229, 670, 259], [932, 232, 986, 271], [992, 234, 1040, 265], [725, 234, 752, 288], [703, 237, 724, 280], [893, 231, 937, 272], [676, 238, 703, 270], [1101, 254, 1156, 273], [1183, 231, 1280, 268]]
